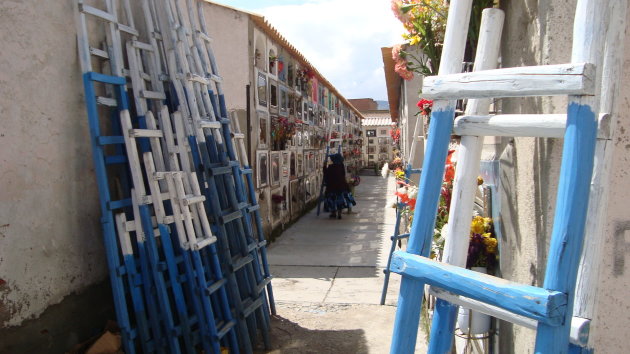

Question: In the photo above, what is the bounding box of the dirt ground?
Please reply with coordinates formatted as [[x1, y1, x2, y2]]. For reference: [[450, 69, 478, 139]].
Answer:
[[254, 302, 426, 354]]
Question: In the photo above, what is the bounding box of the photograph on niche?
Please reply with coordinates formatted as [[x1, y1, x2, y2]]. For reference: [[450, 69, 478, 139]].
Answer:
[[257, 71, 267, 107], [271, 152, 280, 186], [258, 110, 269, 149], [257, 150, 269, 188]]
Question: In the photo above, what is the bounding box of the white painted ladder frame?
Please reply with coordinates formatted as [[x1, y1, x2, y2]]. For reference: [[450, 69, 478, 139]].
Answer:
[[431, 1, 626, 350], [153, 0, 224, 145], [433, 6, 504, 348], [390, 0, 473, 351], [390, 0, 609, 352]]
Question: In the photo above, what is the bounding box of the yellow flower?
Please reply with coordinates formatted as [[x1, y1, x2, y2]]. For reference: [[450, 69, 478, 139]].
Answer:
[[482, 237, 498, 254], [409, 35, 421, 45], [470, 216, 485, 234], [483, 217, 492, 230]]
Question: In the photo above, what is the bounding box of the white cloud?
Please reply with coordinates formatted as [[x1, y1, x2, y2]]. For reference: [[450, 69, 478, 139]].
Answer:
[[255, 0, 405, 100]]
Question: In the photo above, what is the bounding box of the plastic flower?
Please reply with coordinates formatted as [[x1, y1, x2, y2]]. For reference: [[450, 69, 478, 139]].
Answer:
[[482, 236, 497, 254], [391, 1, 406, 22], [407, 186, 418, 199], [483, 217, 492, 230], [394, 61, 414, 80], [470, 216, 485, 235], [392, 44, 403, 62], [417, 98, 433, 115], [443, 164, 455, 183], [381, 162, 390, 178]]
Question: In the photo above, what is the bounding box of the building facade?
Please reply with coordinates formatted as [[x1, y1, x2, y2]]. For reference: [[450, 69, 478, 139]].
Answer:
[[202, 2, 363, 237], [361, 113, 394, 169]]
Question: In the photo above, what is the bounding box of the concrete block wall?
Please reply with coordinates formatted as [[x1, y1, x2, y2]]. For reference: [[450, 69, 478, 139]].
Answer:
[[0, 0, 107, 330]]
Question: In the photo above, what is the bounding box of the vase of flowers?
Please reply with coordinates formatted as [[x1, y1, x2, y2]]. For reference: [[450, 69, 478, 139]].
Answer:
[[457, 215, 498, 334]]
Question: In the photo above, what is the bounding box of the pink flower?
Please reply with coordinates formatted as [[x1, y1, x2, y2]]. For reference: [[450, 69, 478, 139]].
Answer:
[[395, 61, 414, 80], [391, 1, 405, 22], [392, 44, 403, 62]]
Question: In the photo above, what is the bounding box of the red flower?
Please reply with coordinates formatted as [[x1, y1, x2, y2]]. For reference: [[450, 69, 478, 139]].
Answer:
[[417, 98, 433, 116]]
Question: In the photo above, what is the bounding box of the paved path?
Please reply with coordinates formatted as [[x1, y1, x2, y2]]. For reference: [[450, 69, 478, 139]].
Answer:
[[268, 174, 400, 305], [259, 176, 428, 353]]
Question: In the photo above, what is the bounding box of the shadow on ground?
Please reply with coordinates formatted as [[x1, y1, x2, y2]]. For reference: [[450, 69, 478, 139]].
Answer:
[[255, 314, 368, 354]]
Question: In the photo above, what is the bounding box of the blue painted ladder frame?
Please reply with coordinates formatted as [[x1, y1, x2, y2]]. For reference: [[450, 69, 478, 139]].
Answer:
[[123, 4, 242, 351], [380, 165, 420, 305], [389, 1, 605, 353], [188, 131, 268, 353], [82, 72, 161, 354]]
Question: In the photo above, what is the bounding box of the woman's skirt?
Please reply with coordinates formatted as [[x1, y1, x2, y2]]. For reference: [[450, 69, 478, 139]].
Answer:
[[324, 191, 356, 212]]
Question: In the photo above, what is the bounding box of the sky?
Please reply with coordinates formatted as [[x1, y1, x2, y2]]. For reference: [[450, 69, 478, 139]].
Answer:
[[211, 0, 405, 101]]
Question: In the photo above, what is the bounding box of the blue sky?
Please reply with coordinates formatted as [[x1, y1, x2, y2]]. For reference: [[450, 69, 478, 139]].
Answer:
[[212, 0, 405, 101]]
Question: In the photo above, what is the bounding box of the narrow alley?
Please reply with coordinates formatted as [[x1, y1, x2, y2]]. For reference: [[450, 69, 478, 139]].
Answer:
[[4, 1, 630, 353], [258, 175, 427, 353]]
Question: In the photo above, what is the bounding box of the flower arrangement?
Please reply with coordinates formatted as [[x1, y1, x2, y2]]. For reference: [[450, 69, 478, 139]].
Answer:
[[391, 0, 496, 78], [432, 149, 457, 260], [270, 117, 296, 150], [389, 157, 404, 171], [271, 194, 285, 204], [417, 98, 433, 116], [392, 44, 416, 80], [395, 178, 418, 211], [269, 55, 278, 70], [391, 0, 449, 76], [466, 216, 498, 272], [390, 127, 401, 144], [297, 67, 315, 83]]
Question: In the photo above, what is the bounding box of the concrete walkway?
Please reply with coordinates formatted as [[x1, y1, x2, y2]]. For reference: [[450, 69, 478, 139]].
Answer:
[[259, 175, 427, 353]]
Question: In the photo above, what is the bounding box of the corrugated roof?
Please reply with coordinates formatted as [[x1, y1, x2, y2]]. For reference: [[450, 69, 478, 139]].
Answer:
[[362, 116, 393, 127], [204, 1, 364, 120]]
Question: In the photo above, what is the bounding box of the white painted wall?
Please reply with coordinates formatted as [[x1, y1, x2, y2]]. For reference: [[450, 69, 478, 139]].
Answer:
[[202, 2, 251, 111], [0, 0, 107, 327]]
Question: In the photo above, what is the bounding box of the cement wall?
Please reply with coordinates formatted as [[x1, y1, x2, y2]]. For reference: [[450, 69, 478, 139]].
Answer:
[[0, 0, 107, 328], [589, 5, 630, 350], [498, 0, 630, 352], [202, 2, 251, 111]]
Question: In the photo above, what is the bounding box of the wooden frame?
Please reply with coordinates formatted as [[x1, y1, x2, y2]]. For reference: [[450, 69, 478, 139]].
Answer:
[[270, 151, 281, 186], [307, 151, 315, 173], [256, 70, 267, 107], [256, 150, 269, 188], [257, 110, 269, 149], [282, 152, 290, 182], [269, 79, 278, 111], [290, 151, 296, 179], [279, 85, 289, 117]]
